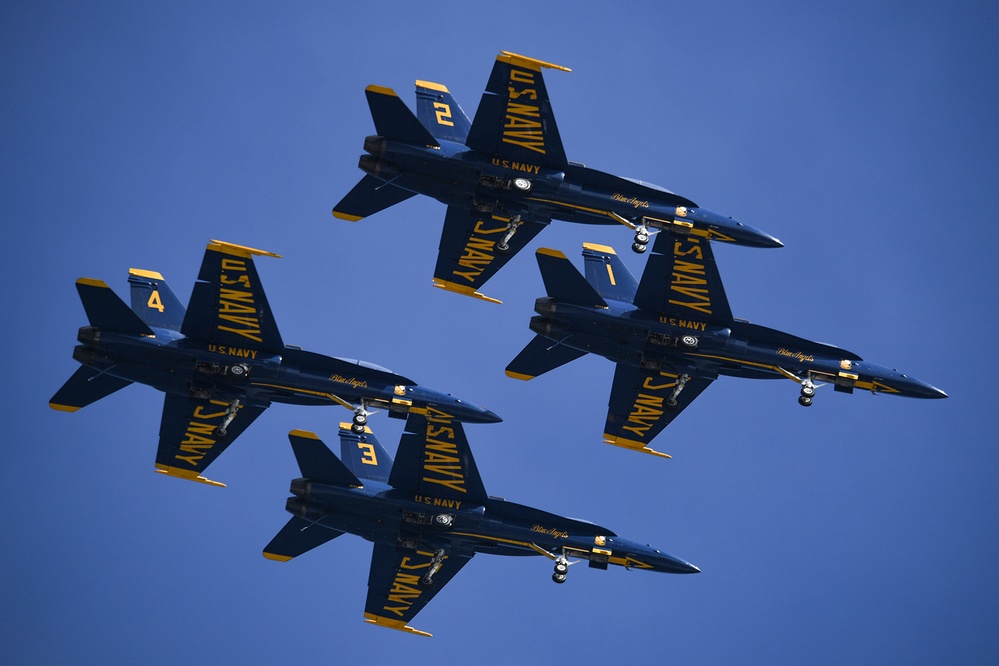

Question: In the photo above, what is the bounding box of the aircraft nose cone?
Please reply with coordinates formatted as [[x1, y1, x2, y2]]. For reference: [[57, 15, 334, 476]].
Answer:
[[662, 553, 700, 574], [409, 386, 503, 423]]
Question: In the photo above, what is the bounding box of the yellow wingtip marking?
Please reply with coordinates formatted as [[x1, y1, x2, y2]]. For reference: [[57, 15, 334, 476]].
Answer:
[[76, 277, 109, 288], [154, 464, 227, 488], [332, 209, 364, 222], [505, 370, 535, 381], [263, 552, 293, 562], [498, 50, 571, 73], [366, 84, 398, 97], [128, 268, 165, 280], [602, 435, 672, 459], [363, 613, 432, 638], [289, 429, 320, 440], [416, 79, 449, 93], [582, 242, 616, 255], [208, 240, 281, 259], [432, 279, 503, 304], [49, 402, 81, 412], [536, 247, 567, 259]]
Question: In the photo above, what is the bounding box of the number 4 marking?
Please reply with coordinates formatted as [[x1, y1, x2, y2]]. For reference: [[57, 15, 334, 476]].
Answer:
[[147, 290, 165, 312]]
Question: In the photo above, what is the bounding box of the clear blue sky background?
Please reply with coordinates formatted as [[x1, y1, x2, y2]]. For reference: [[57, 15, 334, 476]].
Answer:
[[4, 2, 997, 663]]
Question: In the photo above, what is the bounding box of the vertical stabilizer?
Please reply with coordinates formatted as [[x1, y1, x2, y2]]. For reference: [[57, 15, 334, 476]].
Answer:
[[415, 80, 471, 144], [128, 268, 185, 330], [338, 422, 393, 483]]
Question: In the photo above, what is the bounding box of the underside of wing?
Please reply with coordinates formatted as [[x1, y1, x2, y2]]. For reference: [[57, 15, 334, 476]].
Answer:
[[263, 516, 344, 562], [154, 393, 266, 487], [505, 334, 587, 381], [333, 174, 417, 222], [388, 411, 489, 505], [466, 51, 570, 169], [180, 240, 285, 352], [433, 205, 548, 303], [633, 232, 733, 325], [49, 365, 133, 412], [602, 363, 714, 458], [363, 542, 472, 637]]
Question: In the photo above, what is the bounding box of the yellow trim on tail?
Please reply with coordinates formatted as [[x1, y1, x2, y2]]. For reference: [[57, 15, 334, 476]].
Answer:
[[207, 239, 281, 259], [582, 242, 616, 254], [332, 209, 363, 221], [365, 84, 398, 97], [289, 429, 320, 440], [338, 421, 373, 434], [76, 277, 109, 288], [262, 552, 293, 562], [128, 268, 164, 280], [432, 279, 502, 304], [416, 80, 449, 93], [154, 464, 226, 488], [498, 51, 571, 73], [602, 435, 672, 459], [536, 247, 567, 259], [363, 613, 432, 638]]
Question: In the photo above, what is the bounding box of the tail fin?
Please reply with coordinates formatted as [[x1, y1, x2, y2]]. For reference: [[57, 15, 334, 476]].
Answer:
[[49, 365, 132, 412], [365, 85, 439, 146], [506, 334, 586, 381], [536, 248, 607, 307], [582, 243, 638, 303], [288, 430, 363, 488], [338, 422, 393, 483], [415, 80, 471, 144], [128, 268, 185, 330], [76, 278, 154, 335]]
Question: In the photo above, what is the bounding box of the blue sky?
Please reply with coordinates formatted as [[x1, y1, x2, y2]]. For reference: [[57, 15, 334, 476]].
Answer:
[[3, 1, 998, 663]]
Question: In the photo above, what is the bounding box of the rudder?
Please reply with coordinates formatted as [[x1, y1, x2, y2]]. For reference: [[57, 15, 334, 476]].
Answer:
[[338, 422, 392, 484], [415, 80, 471, 144], [128, 268, 185, 330]]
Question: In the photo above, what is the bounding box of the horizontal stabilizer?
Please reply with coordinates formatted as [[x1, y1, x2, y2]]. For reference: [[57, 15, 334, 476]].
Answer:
[[76, 278, 154, 336], [128, 268, 185, 330], [332, 174, 416, 222], [582, 243, 638, 303], [338, 422, 392, 483], [49, 365, 133, 412], [263, 516, 344, 562], [365, 85, 439, 147], [505, 334, 587, 381], [416, 80, 471, 144], [289, 430, 363, 488], [536, 248, 607, 307]]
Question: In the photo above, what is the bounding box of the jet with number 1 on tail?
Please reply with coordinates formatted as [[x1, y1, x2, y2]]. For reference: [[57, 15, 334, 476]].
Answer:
[[49, 240, 500, 487], [263, 410, 698, 637], [333, 50, 782, 304], [506, 234, 946, 458]]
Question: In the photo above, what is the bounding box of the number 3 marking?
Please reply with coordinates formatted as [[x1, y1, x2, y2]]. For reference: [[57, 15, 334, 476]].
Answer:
[[358, 442, 378, 465]]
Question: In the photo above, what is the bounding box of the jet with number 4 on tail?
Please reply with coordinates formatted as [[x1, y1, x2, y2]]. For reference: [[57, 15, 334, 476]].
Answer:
[[263, 410, 698, 637], [49, 240, 500, 487], [506, 234, 947, 458], [333, 50, 782, 304]]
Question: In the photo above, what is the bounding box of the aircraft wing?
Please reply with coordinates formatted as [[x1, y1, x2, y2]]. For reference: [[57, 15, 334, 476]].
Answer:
[[363, 542, 473, 637], [388, 410, 489, 505], [602, 363, 714, 458], [467, 51, 571, 169], [433, 205, 548, 303], [633, 232, 734, 325], [154, 393, 266, 487], [180, 240, 285, 352]]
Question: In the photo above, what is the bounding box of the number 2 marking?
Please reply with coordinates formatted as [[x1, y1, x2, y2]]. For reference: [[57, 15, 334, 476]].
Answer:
[[434, 102, 454, 127]]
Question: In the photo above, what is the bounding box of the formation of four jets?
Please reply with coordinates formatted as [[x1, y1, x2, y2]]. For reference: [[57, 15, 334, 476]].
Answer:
[[50, 51, 945, 636]]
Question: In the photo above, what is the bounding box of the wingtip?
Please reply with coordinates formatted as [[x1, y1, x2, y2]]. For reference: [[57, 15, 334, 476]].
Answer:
[[49, 402, 81, 413], [432, 279, 502, 304], [332, 209, 364, 222], [263, 551, 293, 562], [505, 370, 535, 381], [602, 435, 671, 459], [363, 613, 432, 637]]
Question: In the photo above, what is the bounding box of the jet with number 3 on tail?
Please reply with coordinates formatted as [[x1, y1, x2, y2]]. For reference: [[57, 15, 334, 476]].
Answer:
[[49, 240, 500, 487], [506, 234, 946, 458], [263, 410, 698, 637], [333, 51, 782, 304]]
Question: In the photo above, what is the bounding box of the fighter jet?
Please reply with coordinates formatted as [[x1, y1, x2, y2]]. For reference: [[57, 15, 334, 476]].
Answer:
[[50, 240, 500, 486], [506, 235, 947, 458], [333, 51, 781, 304], [263, 409, 698, 637]]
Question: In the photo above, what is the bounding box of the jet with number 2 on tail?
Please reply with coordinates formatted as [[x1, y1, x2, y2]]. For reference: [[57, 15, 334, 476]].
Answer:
[[263, 410, 698, 637], [49, 240, 500, 487], [333, 51, 782, 304], [506, 234, 947, 458]]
